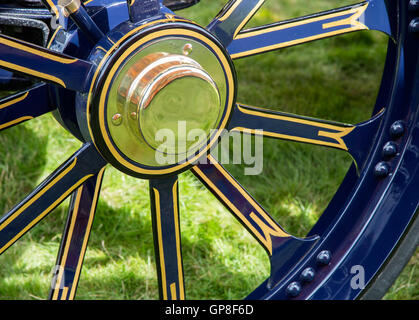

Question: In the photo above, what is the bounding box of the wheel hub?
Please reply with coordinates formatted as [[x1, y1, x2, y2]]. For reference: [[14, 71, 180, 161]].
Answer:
[[86, 24, 236, 178], [114, 50, 221, 156]]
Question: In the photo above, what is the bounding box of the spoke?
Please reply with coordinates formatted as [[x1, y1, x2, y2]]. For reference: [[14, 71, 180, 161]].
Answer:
[[191, 156, 319, 287], [191, 155, 289, 256], [59, 0, 106, 44], [0, 34, 93, 92], [150, 176, 185, 300], [222, 0, 392, 59], [228, 103, 385, 168], [0, 83, 54, 132], [0, 143, 107, 255], [49, 168, 105, 300], [208, 0, 265, 46]]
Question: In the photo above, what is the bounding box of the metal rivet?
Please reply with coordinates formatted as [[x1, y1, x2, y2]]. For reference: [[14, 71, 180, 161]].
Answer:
[[130, 112, 137, 120], [111, 113, 123, 126], [389, 120, 405, 139], [183, 43, 193, 55], [316, 250, 332, 265], [286, 281, 302, 297], [300, 267, 316, 283], [382, 141, 398, 158], [409, 18, 419, 34], [409, 0, 419, 11], [374, 161, 390, 178]]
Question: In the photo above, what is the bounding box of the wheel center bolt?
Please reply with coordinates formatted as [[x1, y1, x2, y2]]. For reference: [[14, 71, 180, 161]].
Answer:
[[111, 113, 123, 126], [182, 43, 193, 55]]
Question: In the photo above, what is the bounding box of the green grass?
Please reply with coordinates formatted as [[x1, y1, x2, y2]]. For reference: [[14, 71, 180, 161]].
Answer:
[[0, 0, 417, 300]]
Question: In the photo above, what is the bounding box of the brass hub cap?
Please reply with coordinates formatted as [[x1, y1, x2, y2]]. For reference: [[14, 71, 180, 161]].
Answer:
[[89, 25, 236, 177], [117, 52, 221, 155]]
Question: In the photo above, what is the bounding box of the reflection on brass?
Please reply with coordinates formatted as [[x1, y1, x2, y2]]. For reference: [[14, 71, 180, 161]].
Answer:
[[106, 37, 228, 167], [58, 0, 81, 15]]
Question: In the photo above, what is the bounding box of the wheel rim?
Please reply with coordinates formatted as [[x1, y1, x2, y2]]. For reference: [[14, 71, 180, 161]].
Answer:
[[0, 0, 417, 300]]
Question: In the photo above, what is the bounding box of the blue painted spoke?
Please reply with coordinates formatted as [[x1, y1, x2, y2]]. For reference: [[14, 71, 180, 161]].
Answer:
[[208, 0, 265, 46], [191, 156, 290, 256], [60, 1, 106, 44], [0, 83, 54, 132], [50, 169, 105, 300], [191, 157, 319, 288], [0, 143, 107, 255], [150, 176, 185, 300], [191, 157, 289, 255], [228, 103, 385, 168], [0, 34, 94, 92], [223, 0, 392, 59]]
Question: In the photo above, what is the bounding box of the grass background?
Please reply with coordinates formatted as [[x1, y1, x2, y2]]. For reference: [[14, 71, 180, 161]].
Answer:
[[0, 0, 417, 299]]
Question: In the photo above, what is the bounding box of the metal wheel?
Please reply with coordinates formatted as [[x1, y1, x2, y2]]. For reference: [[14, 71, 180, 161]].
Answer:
[[0, 0, 418, 300]]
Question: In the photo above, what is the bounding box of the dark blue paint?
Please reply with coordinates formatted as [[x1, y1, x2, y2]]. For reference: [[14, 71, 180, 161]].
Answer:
[[149, 176, 185, 300], [49, 170, 104, 300], [129, 0, 172, 23], [228, 103, 385, 169], [0, 143, 106, 255], [0, 33, 93, 92], [67, 3, 106, 44], [0, 83, 53, 131]]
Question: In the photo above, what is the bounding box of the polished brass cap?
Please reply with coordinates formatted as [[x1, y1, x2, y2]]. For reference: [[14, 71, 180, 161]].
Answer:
[[58, 0, 81, 15], [117, 52, 220, 155], [101, 35, 232, 171]]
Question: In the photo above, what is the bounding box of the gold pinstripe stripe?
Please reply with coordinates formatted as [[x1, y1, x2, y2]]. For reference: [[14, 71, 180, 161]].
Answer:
[[153, 187, 168, 300], [231, 127, 353, 150], [0, 60, 66, 88], [230, 105, 355, 150], [192, 156, 289, 255], [217, 0, 244, 22], [232, 0, 265, 38], [0, 165, 94, 255], [61, 287, 69, 300], [52, 185, 84, 300], [47, 26, 63, 49], [69, 167, 105, 300], [172, 180, 185, 300], [235, 3, 368, 40], [0, 92, 29, 110], [231, 3, 369, 58], [45, 0, 59, 17], [0, 158, 77, 233], [0, 37, 77, 64], [170, 283, 177, 300], [0, 116, 33, 131]]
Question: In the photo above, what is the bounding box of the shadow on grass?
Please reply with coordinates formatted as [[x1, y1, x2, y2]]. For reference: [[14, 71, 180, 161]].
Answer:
[[0, 123, 49, 214], [0, 180, 267, 300]]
